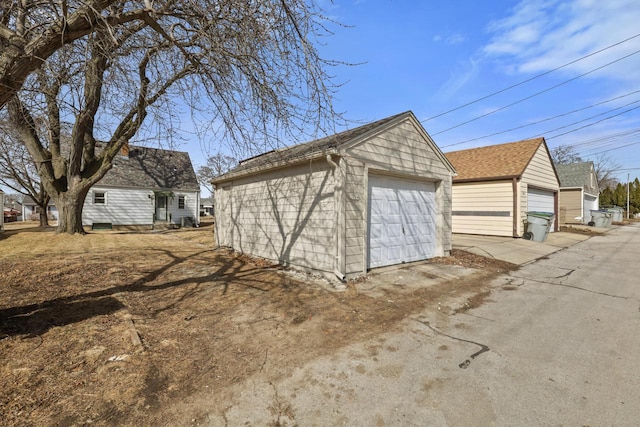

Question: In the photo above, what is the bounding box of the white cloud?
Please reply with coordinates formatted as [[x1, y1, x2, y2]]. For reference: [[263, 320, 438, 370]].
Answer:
[[483, 0, 640, 83]]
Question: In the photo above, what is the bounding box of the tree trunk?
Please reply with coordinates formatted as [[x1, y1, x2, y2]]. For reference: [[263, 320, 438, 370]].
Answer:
[[54, 188, 90, 235], [38, 207, 49, 227]]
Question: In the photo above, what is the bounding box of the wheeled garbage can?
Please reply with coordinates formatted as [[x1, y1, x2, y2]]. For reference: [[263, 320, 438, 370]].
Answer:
[[523, 212, 555, 242]]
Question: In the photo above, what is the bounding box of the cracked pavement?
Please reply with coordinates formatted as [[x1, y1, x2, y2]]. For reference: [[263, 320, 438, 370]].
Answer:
[[204, 224, 640, 426]]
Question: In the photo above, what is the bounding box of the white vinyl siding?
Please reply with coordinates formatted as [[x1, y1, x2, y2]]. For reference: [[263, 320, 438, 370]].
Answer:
[[216, 160, 336, 273], [451, 181, 513, 236], [82, 187, 198, 226]]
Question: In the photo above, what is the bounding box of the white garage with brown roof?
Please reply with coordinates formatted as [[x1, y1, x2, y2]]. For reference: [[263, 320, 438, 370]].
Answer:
[[445, 138, 560, 237], [212, 111, 456, 280]]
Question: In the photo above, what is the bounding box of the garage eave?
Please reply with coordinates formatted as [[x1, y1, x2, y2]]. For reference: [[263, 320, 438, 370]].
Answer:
[[212, 148, 339, 185]]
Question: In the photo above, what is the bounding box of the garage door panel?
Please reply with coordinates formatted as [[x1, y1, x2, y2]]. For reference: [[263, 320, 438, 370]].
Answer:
[[369, 175, 437, 268], [528, 188, 556, 232]]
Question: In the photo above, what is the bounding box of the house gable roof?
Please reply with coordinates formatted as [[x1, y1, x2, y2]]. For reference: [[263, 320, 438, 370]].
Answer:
[[213, 111, 455, 183], [98, 145, 199, 190], [445, 138, 545, 182], [556, 161, 597, 189]]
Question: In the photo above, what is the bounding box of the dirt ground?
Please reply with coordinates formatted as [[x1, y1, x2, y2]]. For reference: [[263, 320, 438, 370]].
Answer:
[[0, 223, 515, 426]]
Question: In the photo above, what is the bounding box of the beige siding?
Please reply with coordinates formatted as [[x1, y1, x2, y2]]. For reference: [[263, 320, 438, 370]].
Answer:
[[344, 118, 453, 274], [344, 160, 367, 275], [559, 188, 582, 224], [347, 120, 452, 179], [452, 181, 514, 236], [522, 145, 560, 191], [215, 160, 336, 273]]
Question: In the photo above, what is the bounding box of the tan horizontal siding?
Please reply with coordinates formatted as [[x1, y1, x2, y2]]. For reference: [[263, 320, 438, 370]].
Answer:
[[216, 160, 336, 272], [452, 181, 514, 236], [522, 145, 559, 190], [559, 188, 582, 224]]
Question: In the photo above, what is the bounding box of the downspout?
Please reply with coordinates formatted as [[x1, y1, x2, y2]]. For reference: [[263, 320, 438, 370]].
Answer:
[[326, 154, 346, 282], [512, 177, 519, 237]]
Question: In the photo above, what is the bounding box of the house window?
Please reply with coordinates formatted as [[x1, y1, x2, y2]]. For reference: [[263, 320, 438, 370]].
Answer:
[[178, 195, 186, 209], [94, 191, 106, 205]]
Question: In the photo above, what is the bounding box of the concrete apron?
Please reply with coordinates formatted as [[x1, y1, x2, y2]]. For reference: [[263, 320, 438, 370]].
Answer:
[[452, 230, 599, 265]]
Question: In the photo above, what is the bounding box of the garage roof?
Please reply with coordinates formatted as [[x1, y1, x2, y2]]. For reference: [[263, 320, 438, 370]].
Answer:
[[556, 161, 596, 189], [445, 138, 545, 182], [213, 111, 454, 183]]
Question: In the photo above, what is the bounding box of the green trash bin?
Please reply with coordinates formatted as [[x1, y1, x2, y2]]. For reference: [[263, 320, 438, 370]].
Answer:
[[524, 212, 555, 242]]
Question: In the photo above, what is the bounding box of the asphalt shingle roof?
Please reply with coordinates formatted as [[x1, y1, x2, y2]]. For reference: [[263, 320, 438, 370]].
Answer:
[[99, 145, 199, 190], [555, 161, 595, 188], [217, 111, 411, 180], [445, 138, 545, 182]]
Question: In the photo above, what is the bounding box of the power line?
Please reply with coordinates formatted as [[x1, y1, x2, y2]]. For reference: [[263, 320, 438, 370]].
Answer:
[[421, 32, 640, 123], [432, 47, 640, 136], [582, 140, 640, 157], [441, 89, 640, 148], [546, 104, 640, 139], [537, 100, 640, 138]]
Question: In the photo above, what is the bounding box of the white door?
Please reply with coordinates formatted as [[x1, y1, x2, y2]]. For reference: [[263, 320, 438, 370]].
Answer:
[[527, 188, 556, 232], [156, 195, 168, 221], [368, 175, 436, 269]]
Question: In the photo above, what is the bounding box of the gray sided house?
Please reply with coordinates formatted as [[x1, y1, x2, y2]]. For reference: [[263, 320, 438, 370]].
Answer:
[[82, 145, 200, 229], [445, 138, 560, 237], [556, 161, 599, 225], [22, 196, 58, 221], [212, 111, 456, 280]]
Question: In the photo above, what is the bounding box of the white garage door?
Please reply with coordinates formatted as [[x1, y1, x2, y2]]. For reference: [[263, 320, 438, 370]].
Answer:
[[368, 175, 436, 269], [528, 187, 556, 232], [583, 194, 599, 224]]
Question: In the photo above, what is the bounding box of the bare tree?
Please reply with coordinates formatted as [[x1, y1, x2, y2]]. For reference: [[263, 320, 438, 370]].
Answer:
[[1, 1, 341, 234], [197, 152, 237, 194], [550, 145, 583, 165], [0, 121, 51, 225], [593, 153, 621, 190]]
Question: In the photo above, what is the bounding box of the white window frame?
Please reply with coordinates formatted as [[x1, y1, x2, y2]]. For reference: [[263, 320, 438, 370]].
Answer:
[[93, 191, 107, 205], [178, 195, 186, 209]]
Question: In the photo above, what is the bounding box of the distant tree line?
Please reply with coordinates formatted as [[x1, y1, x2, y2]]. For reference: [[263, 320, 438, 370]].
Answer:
[[599, 178, 640, 215]]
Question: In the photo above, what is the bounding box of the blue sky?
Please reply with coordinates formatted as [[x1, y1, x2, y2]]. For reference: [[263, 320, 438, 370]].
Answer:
[[303, 0, 640, 183], [190, 0, 640, 195], [4, 0, 640, 197]]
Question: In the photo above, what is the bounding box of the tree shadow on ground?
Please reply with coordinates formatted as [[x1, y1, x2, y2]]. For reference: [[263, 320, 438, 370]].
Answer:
[[0, 248, 278, 338]]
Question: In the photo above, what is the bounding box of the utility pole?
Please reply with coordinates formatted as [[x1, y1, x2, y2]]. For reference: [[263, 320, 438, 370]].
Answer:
[[627, 173, 630, 219]]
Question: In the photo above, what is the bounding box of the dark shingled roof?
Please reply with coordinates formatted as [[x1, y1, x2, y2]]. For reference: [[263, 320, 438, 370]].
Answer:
[[98, 145, 199, 190], [217, 111, 411, 179], [445, 138, 545, 182], [555, 161, 596, 188]]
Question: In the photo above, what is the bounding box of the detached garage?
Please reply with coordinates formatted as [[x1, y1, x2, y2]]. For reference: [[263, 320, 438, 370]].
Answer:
[[445, 138, 560, 237], [212, 111, 456, 280], [556, 161, 600, 225]]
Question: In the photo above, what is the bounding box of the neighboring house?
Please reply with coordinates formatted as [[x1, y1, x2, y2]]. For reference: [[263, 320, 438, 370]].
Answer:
[[212, 111, 456, 280], [22, 196, 58, 221], [445, 138, 560, 237], [82, 144, 200, 229], [556, 161, 599, 225], [200, 197, 214, 216]]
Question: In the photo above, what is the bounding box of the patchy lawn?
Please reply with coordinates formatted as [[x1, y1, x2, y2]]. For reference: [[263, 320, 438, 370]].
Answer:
[[0, 224, 514, 426]]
